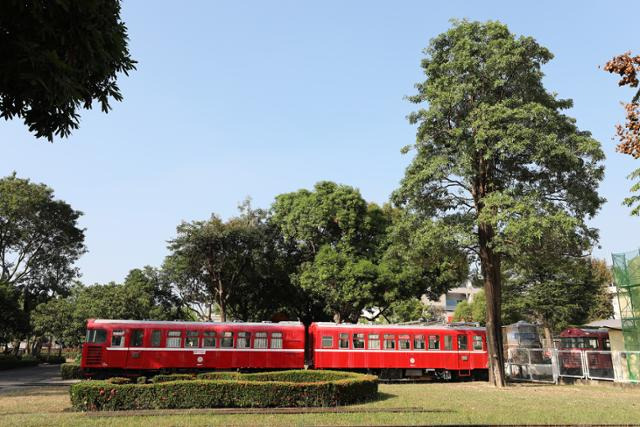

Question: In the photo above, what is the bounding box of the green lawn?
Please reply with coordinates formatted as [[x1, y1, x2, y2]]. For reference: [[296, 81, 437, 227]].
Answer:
[[2, 381, 640, 426]]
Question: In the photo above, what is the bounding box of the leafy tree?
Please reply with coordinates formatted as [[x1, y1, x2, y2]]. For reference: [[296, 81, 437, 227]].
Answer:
[[166, 203, 291, 322], [452, 300, 473, 323], [271, 182, 396, 323], [0, 281, 27, 349], [0, 0, 135, 140], [393, 20, 604, 386], [502, 257, 613, 343], [603, 52, 640, 215], [0, 173, 85, 338], [375, 298, 445, 324], [452, 291, 485, 324]]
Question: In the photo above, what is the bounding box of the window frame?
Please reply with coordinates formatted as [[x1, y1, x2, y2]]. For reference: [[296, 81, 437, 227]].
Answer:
[[203, 331, 216, 348], [368, 334, 380, 350], [270, 332, 283, 349], [254, 332, 268, 349], [384, 334, 395, 350], [472, 335, 483, 351], [339, 333, 349, 349], [398, 334, 411, 350], [237, 332, 251, 349], [151, 329, 162, 347], [457, 334, 468, 351], [353, 333, 365, 349], [428, 335, 440, 350], [185, 330, 199, 348], [221, 331, 234, 348], [444, 335, 453, 351], [414, 335, 426, 350], [166, 330, 182, 348], [130, 329, 145, 347], [321, 335, 334, 348], [111, 329, 125, 347]]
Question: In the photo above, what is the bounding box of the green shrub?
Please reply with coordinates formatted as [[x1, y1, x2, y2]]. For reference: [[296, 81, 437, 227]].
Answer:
[[136, 376, 147, 384], [151, 373, 196, 383], [70, 370, 378, 411], [0, 354, 40, 370], [60, 363, 83, 379]]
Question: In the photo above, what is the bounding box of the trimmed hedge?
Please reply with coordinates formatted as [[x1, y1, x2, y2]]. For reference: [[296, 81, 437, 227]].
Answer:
[[70, 370, 378, 411], [61, 363, 83, 379], [0, 354, 39, 370]]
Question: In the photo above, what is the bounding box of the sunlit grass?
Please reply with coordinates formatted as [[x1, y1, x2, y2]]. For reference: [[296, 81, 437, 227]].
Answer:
[[2, 382, 640, 426]]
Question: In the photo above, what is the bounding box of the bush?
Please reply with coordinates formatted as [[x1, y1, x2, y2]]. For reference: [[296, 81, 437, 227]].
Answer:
[[151, 373, 196, 383], [136, 376, 147, 384], [70, 370, 378, 411], [0, 354, 39, 370], [60, 363, 83, 379], [38, 354, 66, 364]]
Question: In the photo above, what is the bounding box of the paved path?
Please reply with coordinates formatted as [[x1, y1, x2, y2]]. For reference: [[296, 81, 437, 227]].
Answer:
[[0, 364, 78, 394]]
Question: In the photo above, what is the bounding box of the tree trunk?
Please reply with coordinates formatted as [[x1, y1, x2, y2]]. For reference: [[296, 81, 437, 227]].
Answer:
[[479, 222, 506, 387]]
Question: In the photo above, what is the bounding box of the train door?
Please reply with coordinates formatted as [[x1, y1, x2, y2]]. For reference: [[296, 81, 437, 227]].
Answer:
[[457, 333, 471, 373], [125, 328, 146, 370]]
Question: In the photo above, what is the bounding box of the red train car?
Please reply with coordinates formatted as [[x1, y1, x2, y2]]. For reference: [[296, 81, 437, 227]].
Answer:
[[558, 327, 612, 377], [81, 319, 305, 377], [309, 322, 488, 380]]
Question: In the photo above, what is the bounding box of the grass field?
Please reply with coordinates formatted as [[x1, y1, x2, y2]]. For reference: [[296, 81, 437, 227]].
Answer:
[[2, 381, 640, 426]]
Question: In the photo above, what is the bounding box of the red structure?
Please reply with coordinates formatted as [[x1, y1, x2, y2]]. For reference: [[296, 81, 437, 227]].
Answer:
[[81, 319, 305, 376], [81, 319, 489, 379], [558, 327, 612, 376], [309, 322, 488, 379]]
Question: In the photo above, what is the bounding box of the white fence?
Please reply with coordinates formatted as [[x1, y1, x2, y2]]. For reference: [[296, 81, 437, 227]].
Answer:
[[505, 348, 640, 384]]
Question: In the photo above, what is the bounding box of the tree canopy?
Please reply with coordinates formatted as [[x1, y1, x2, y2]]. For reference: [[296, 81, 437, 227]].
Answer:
[[393, 20, 605, 386], [0, 0, 135, 141], [0, 173, 85, 344]]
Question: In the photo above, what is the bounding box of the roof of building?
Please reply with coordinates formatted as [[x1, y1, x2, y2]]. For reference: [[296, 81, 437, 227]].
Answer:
[[583, 318, 622, 330]]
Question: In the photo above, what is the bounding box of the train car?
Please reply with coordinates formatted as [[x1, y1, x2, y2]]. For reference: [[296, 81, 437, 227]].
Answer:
[[81, 319, 305, 377], [309, 322, 488, 380], [558, 327, 612, 377]]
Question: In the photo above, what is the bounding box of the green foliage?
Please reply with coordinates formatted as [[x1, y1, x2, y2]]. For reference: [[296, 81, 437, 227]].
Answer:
[[451, 291, 486, 324], [70, 370, 378, 411], [0, 174, 86, 345], [392, 20, 605, 384], [60, 363, 83, 380], [0, 354, 39, 370], [0, 0, 136, 140], [165, 202, 294, 322], [502, 258, 613, 332], [106, 377, 131, 385]]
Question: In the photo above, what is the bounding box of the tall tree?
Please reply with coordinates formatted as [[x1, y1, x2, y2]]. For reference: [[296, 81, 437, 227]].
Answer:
[[166, 204, 281, 322], [604, 52, 640, 215], [271, 182, 396, 323], [393, 21, 604, 386], [0, 0, 135, 141], [0, 173, 86, 336]]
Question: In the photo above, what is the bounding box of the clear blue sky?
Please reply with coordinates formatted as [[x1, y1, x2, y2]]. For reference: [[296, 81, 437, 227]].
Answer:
[[2, 1, 639, 285]]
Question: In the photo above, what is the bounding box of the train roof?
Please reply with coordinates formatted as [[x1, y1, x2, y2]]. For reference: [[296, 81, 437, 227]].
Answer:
[[88, 319, 303, 328], [311, 322, 485, 331]]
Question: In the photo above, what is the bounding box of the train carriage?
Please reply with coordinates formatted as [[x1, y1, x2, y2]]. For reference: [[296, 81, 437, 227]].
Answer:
[[558, 327, 612, 377], [309, 322, 488, 379], [81, 319, 305, 376]]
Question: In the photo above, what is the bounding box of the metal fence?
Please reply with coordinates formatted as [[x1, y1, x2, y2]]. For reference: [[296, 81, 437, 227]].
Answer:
[[505, 348, 640, 384]]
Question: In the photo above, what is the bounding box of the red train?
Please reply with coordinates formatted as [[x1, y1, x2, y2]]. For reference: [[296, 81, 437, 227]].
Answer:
[[558, 327, 612, 377], [81, 319, 489, 380]]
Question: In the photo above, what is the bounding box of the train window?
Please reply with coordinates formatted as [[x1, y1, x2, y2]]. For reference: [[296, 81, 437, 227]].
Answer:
[[254, 332, 268, 349], [237, 332, 251, 349], [604, 339, 611, 350], [368, 334, 380, 350], [221, 332, 234, 348], [428, 335, 439, 350], [473, 335, 483, 350], [414, 335, 425, 350], [86, 329, 107, 344], [457, 335, 468, 350], [111, 330, 125, 347], [353, 333, 365, 349], [588, 338, 598, 349], [203, 331, 216, 348], [322, 336, 333, 348], [384, 334, 395, 350], [131, 329, 144, 347], [339, 333, 349, 349], [399, 335, 411, 350], [444, 335, 453, 350], [185, 330, 199, 348], [167, 330, 182, 348], [271, 332, 283, 349], [151, 330, 162, 347]]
